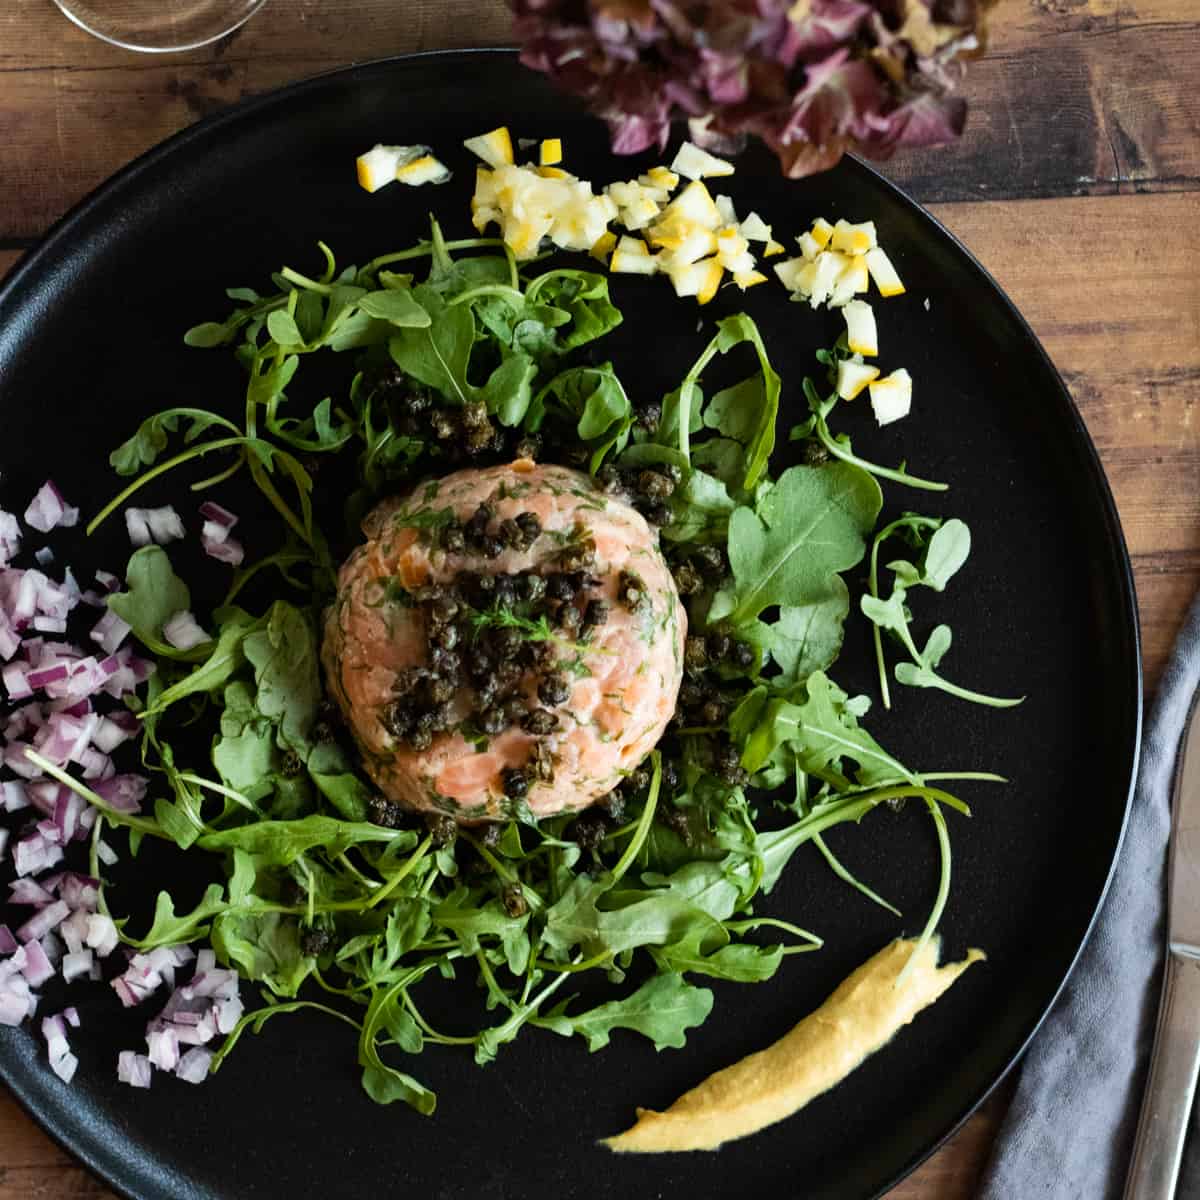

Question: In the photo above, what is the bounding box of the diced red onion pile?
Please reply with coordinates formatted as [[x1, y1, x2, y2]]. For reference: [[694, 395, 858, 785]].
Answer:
[[198, 500, 245, 567], [0, 482, 245, 1091]]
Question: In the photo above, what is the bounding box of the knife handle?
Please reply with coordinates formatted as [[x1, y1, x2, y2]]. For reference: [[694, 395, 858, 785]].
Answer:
[[1124, 952, 1200, 1200]]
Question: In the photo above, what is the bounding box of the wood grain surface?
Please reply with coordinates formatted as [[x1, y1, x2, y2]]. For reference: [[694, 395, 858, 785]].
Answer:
[[1, 0, 1198, 1196]]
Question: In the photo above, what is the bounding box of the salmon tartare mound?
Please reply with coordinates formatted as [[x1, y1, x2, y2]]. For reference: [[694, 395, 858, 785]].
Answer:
[[321, 461, 686, 821]]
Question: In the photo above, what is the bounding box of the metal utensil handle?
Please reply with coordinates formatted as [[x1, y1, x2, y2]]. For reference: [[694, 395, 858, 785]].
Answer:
[[1125, 952, 1200, 1200]]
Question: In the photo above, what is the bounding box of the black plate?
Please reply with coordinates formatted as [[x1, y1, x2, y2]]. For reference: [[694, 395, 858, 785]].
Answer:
[[0, 50, 1140, 1200]]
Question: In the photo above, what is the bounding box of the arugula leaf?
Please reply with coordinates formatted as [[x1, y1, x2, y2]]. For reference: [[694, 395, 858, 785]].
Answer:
[[243, 602, 321, 752], [539, 973, 714, 1051], [197, 815, 402, 865], [524, 269, 623, 352], [710, 463, 881, 627], [738, 671, 912, 788], [122, 883, 229, 949], [356, 288, 431, 327], [108, 546, 192, 646], [796, 374, 948, 492], [649, 928, 783, 982], [358, 972, 438, 1113], [146, 607, 266, 715], [110, 408, 241, 476], [211, 680, 276, 799], [863, 516, 1023, 709], [388, 285, 475, 404], [531, 363, 632, 470], [212, 909, 311, 997], [481, 352, 537, 427], [768, 589, 851, 684]]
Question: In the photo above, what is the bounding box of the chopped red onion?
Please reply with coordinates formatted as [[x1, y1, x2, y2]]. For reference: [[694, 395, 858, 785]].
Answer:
[[8, 877, 54, 906], [117, 1050, 152, 1089], [61, 949, 93, 984], [62, 1007, 80, 1028], [35, 578, 78, 622], [125, 506, 184, 547], [20, 939, 54, 987], [0, 973, 34, 1028], [25, 482, 79, 534], [94, 570, 119, 592], [197, 501, 238, 529], [3, 661, 32, 700], [17, 899, 69, 943], [92, 714, 134, 753], [0, 828, 7, 862], [2, 780, 30, 812], [175, 1047, 213, 1085], [0, 612, 20, 662], [162, 610, 210, 651], [34, 547, 55, 567], [36, 711, 100, 768], [92, 773, 147, 813], [56, 873, 100, 911], [0, 510, 21, 566], [78, 746, 113, 780], [58, 909, 91, 955], [26, 662, 68, 689], [3, 703, 41, 739], [32, 616, 66, 634], [95, 837, 118, 867], [57, 698, 91, 718], [201, 531, 245, 566], [25, 780, 61, 817], [40, 930, 62, 965], [13, 830, 64, 876], [147, 1026, 180, 1072], [0, 926, 16, 954], [85, 913, 119, 957], [89, 609, 131, 656]]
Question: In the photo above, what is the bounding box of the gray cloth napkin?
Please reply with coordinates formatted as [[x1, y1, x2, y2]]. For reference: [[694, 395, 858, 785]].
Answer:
[[980, 589, 1200, 1200]]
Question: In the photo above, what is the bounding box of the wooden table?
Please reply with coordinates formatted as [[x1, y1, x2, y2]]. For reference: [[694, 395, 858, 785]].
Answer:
[[1, 0, 1197, 1195]]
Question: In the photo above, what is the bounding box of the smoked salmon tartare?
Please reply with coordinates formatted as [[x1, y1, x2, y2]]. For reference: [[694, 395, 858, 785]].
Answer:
[[321, 460, 686, 821]]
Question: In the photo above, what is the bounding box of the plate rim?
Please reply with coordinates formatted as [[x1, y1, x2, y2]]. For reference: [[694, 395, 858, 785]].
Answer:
[[0, 45, 1144, 1200]]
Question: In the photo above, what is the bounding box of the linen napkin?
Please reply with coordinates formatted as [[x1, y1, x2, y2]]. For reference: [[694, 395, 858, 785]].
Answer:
[[980, 589, 1200, 1200]]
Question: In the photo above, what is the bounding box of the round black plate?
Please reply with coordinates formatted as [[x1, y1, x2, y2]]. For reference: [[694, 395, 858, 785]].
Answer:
[[0, 50, 1140, 1200]]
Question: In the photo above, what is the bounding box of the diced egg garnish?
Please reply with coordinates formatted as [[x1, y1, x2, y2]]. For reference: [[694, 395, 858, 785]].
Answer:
[[610, 236, 659, 275], [356, 144, 429, 193], [470, 160, 615, 260], [590, 231, 617, 262], [739, 212, 773, 243], [463, 126, 515, 169], [732, 269, 769, 291], [775, 215, 905, 308], [639, 166, 680, 192], [715, 194, 739, 227], [670, 140, 736, 181], [868, 368, 913, 425], [842, 300, 878, 357], [539, 138, 562, 166], [865, 247, 906, 297], [797, 231, 822, 262], [828, 253, 870, 307], [668, 257, 724, 304], [830, 219, 878, 255], [836, 359, 881, 400], [606, 180, 664, 231], [395, 154, 452, 187]]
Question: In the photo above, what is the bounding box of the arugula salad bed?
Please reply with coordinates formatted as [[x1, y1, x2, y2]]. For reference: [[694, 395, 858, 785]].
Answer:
[[0, 210, 1020, 1112]]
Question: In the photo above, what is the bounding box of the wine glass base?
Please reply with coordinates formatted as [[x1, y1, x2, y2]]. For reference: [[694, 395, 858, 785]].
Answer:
[[53, 0, 268, 52]]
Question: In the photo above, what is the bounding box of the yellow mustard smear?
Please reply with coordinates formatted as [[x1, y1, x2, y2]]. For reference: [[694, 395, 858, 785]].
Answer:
[[603, 936, 984, 1154]]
